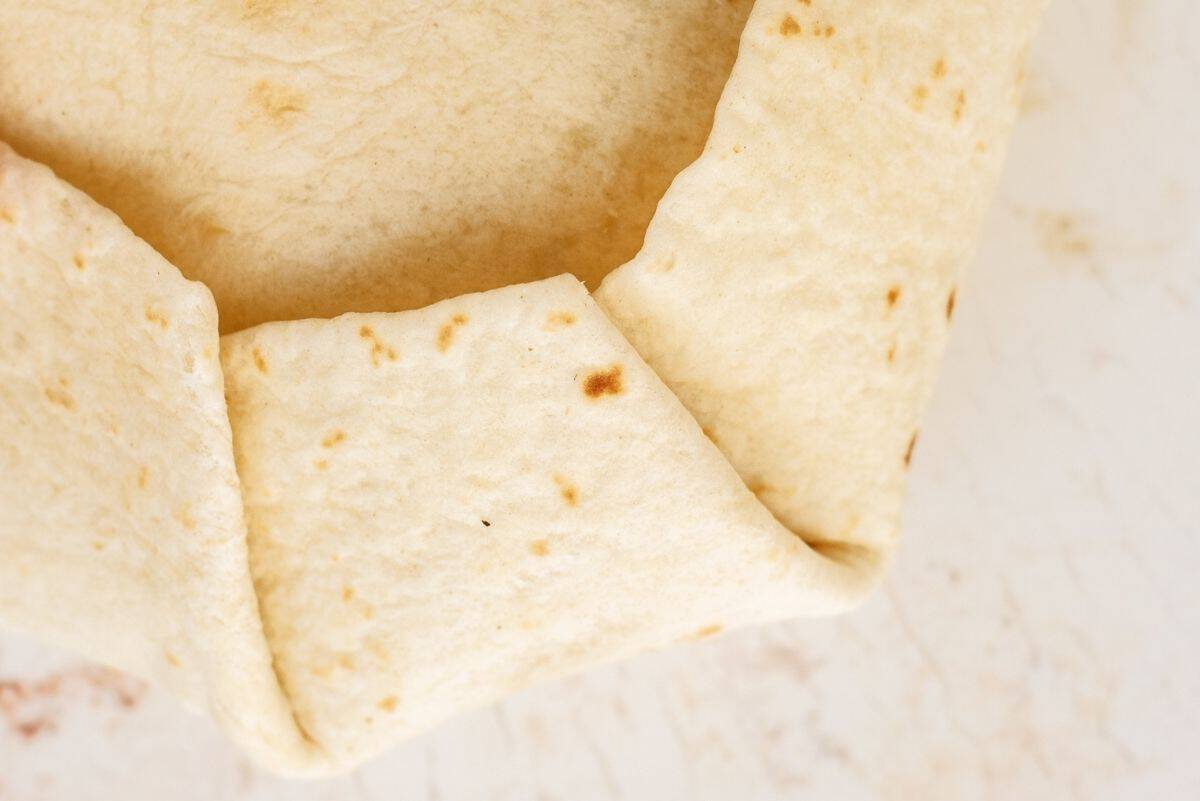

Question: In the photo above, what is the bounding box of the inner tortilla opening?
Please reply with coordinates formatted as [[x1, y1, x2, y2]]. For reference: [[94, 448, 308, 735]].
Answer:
[[0, 1, 753, 332]]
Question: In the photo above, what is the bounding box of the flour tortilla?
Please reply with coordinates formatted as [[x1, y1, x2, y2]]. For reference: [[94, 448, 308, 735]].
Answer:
[[0, 0, 752, 332], [221, 275, 877, 768], [0, 0, 1045, 777], [598, 0, 1047, 548], [0, 144, 322, 774]]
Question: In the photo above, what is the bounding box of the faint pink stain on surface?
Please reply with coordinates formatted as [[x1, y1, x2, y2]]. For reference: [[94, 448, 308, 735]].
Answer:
[[0, 667, 146, 744]]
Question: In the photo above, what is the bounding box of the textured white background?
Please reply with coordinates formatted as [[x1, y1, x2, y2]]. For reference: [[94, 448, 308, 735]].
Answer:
[[2, 1, 1197, 798]]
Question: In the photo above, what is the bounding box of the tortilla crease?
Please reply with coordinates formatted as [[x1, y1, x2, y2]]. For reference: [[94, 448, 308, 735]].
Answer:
[[0, 144, 324, 774], [0, 0, 1045, 776]]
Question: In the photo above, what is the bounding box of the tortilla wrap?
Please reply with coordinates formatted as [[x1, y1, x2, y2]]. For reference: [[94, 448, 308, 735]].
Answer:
[[0, 0, 1045, 775]]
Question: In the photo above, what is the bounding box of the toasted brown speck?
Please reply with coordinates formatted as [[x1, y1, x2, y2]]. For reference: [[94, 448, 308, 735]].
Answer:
[[44, 379, 75, 410], [747, 479, 770, 498], [137, 467, 150, 489], [932, 58, 947, 80], [583, 365, 623, 398], [360, 325, 398, 365], [342, 586, 355, 602], [904, 432, 919, 467], [247, 79, 307, 127], [322, 429, 346, 448], [0, 208, 12, 223], [437, 313, 469, 352], [378, 696, 399, 713], [694, 624, 724, 639], [338, 654, 355, 671], [701, 426, 719, 444], [545, 311, 577, 329], [953, 89, 967, 122], [946, 288, 957, 321], [144, 306, 169, 329], [314, 459, 329, 470], [886, 285, 901, 308], [910, 84, 929, 111], [176, 506, 197, 530], [780, 14, 801, 35], [553, 474, 579, 506], [823, 25, 835, 37], [164, 651, 182, 668], [72, 252, 86, 270], [251, 347, 269, 374], [529, 539, 550, 556], [887, 345, 897, 364]]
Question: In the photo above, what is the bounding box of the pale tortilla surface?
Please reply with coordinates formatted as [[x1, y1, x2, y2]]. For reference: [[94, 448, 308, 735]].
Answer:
[[221, 276, 875, 767], [0, 144, 320, 774], [600, 0, 1046, 549], [0, 0, 1047, 776], [0, 0, 751, 332]]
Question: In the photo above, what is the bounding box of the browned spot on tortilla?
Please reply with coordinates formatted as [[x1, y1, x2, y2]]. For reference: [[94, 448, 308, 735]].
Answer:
[[72, 252, 86, 270], [553, 474, 579, 506], [44, 379, 75, 410], [649, 253, 676, 273], [137, 466, 150, 489], [341, 586, 355, 602], [823, 25, 835, 37], [359, 324, 398, 365], [144, 306, 169, 329], [694, 624, 723, 639], [437, 313, 469, 352], [378, 696, 399, 713], [886, 285, 901, 308], [91, 540, 106, 551], [887, 345, 897, 364], [904, 432, 919, 467], [701, 426, 718, 444], [0, 208, 12, 223], [953, 89, 967, 123], [797, 0, 811, 5], [910, 84, 929, 111], [780, 14, 801, 36], [747, 478, 770, 498], [251, 347, 269, 374], [314, 459, 329, 470], [338, 654, 355, 671], [946, 288, 957, 321], [529, 539, 550, 556], [932, 58, 947, 80], [176, 506, 197, 530], [545, 311, 577, 329], [164, 651, 181, 668], [322, 429, 346, 448], [583, 365, 623, 398], [246, 80, 307, 127]]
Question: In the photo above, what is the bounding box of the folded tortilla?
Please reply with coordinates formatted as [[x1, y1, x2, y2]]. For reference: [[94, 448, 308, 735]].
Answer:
[[0, 0, 1045, 775]]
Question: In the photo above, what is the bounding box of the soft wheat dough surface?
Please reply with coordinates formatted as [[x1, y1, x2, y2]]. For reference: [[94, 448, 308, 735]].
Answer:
[[0, 0, 752, 331], [221, 276, 874, 768], [0, 0, 1047, 779], [599, 0, 1046, 549], [0, 145, 318, 773]]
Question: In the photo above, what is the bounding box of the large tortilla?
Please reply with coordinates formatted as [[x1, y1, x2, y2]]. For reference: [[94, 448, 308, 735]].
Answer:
[[0, 0, 1045, 776], [0, 144, 321, 774]]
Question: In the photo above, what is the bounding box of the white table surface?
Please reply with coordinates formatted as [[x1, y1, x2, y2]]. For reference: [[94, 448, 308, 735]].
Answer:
[[2, 1, 1197, 798]]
